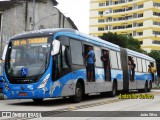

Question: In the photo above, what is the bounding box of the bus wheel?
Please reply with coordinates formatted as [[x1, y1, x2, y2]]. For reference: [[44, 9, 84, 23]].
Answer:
[[143, 82, 148, 93], [73, 82, 82, 103], [147, 81, 152, 92], [109, 82, 117, 97], [32, 98, 43, 103]]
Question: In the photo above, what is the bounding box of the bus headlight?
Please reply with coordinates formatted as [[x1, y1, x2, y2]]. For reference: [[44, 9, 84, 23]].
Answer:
[[38, 74, 50, 89]]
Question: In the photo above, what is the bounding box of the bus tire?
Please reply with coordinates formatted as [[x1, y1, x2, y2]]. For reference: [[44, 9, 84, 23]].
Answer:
[[32, 98, 43, 103], [72, 82, 82, 103], [147, 81, 152, 92], [143, 82, 148, 93], [109, 82, 117, 97]]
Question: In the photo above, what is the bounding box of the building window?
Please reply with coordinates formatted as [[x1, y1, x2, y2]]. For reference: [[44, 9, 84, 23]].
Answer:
[[126, 7, 132, 11], [153, 12, 160, 16], [106, 1, 109, 6], [98, 11, 103, 15], [98, 19, 105, 23], [153, 31, 160, 35], [126, 24, 132, 28], [153, 21, 160, 26], [113, 8, 125, 13], [153, 2, 160, 7], [138, 13, 143, 18], [137, 23, 143, 27], [107, 17, 112, 22], [138, 4, 143, 9], [98, 27, 104, 31], [99, 3, 105, 7], [137, 32, 143, 36], [152, 40, 160, 44]]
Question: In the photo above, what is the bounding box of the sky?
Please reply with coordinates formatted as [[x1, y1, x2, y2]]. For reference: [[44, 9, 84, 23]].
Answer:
[[56, 0, 90, 34]]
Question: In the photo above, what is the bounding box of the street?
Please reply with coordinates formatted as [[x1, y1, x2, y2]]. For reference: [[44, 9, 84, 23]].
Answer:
[[0, 90, 160, 120]]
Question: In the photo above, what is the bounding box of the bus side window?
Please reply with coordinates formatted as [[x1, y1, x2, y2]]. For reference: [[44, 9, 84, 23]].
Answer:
[[70, 39, 83, 65], [62, 45, 71, 69]]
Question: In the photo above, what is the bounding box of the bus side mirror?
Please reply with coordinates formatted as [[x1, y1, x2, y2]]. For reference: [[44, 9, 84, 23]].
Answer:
[[51, 39, 60, 56]]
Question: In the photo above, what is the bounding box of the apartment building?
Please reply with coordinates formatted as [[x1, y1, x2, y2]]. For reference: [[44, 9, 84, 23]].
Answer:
[[89, 0, 160, 52]]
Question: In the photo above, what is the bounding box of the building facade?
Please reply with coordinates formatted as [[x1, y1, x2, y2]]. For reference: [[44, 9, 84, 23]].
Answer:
[[0, 0, 78, 54], [89, 0, 160, 52]]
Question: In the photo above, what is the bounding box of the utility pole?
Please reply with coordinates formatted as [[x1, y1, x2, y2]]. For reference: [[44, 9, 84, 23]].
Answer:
[[0, 13, 3, 56], [32, 0, 35, 30]]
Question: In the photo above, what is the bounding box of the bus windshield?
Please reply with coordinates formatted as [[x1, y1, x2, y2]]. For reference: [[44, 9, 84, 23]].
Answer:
[[6, 37, 51, 78]]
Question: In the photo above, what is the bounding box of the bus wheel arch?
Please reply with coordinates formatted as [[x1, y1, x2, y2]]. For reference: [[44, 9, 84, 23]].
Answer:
[[72, 79, 84, 103], [77, 79, 85, 95]]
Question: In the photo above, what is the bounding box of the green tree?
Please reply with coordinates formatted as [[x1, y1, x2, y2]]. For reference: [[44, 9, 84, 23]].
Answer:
[[126, 36, 141, 52], [100, 32, 142, 52], [100, 32, 127, 48]]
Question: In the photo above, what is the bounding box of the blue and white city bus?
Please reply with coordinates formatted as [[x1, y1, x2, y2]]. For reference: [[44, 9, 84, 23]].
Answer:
[[3, 28, 157, 102]]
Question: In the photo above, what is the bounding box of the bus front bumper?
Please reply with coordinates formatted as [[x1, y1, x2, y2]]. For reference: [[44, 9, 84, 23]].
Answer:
[[3, 88, 51, 99]]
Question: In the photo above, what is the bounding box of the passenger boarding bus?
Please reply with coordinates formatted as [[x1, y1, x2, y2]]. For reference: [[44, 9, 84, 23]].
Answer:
[[3, 28, 158, 102]]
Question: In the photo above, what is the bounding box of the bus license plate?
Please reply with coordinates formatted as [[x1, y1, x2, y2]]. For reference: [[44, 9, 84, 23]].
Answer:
[[18, 92, 28, 96]]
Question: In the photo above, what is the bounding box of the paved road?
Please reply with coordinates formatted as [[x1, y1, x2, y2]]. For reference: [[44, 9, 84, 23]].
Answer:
[[0, 90, 160, 120]]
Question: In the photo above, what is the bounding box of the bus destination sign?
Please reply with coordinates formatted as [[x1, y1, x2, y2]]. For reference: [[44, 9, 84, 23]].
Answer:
[[13, 37, 48, 46]]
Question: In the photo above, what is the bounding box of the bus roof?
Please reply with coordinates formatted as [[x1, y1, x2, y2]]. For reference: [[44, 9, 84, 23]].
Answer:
[[126, 49, 155, 61], [11, 28, 76, 40], [78, 32, 120, 50]]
